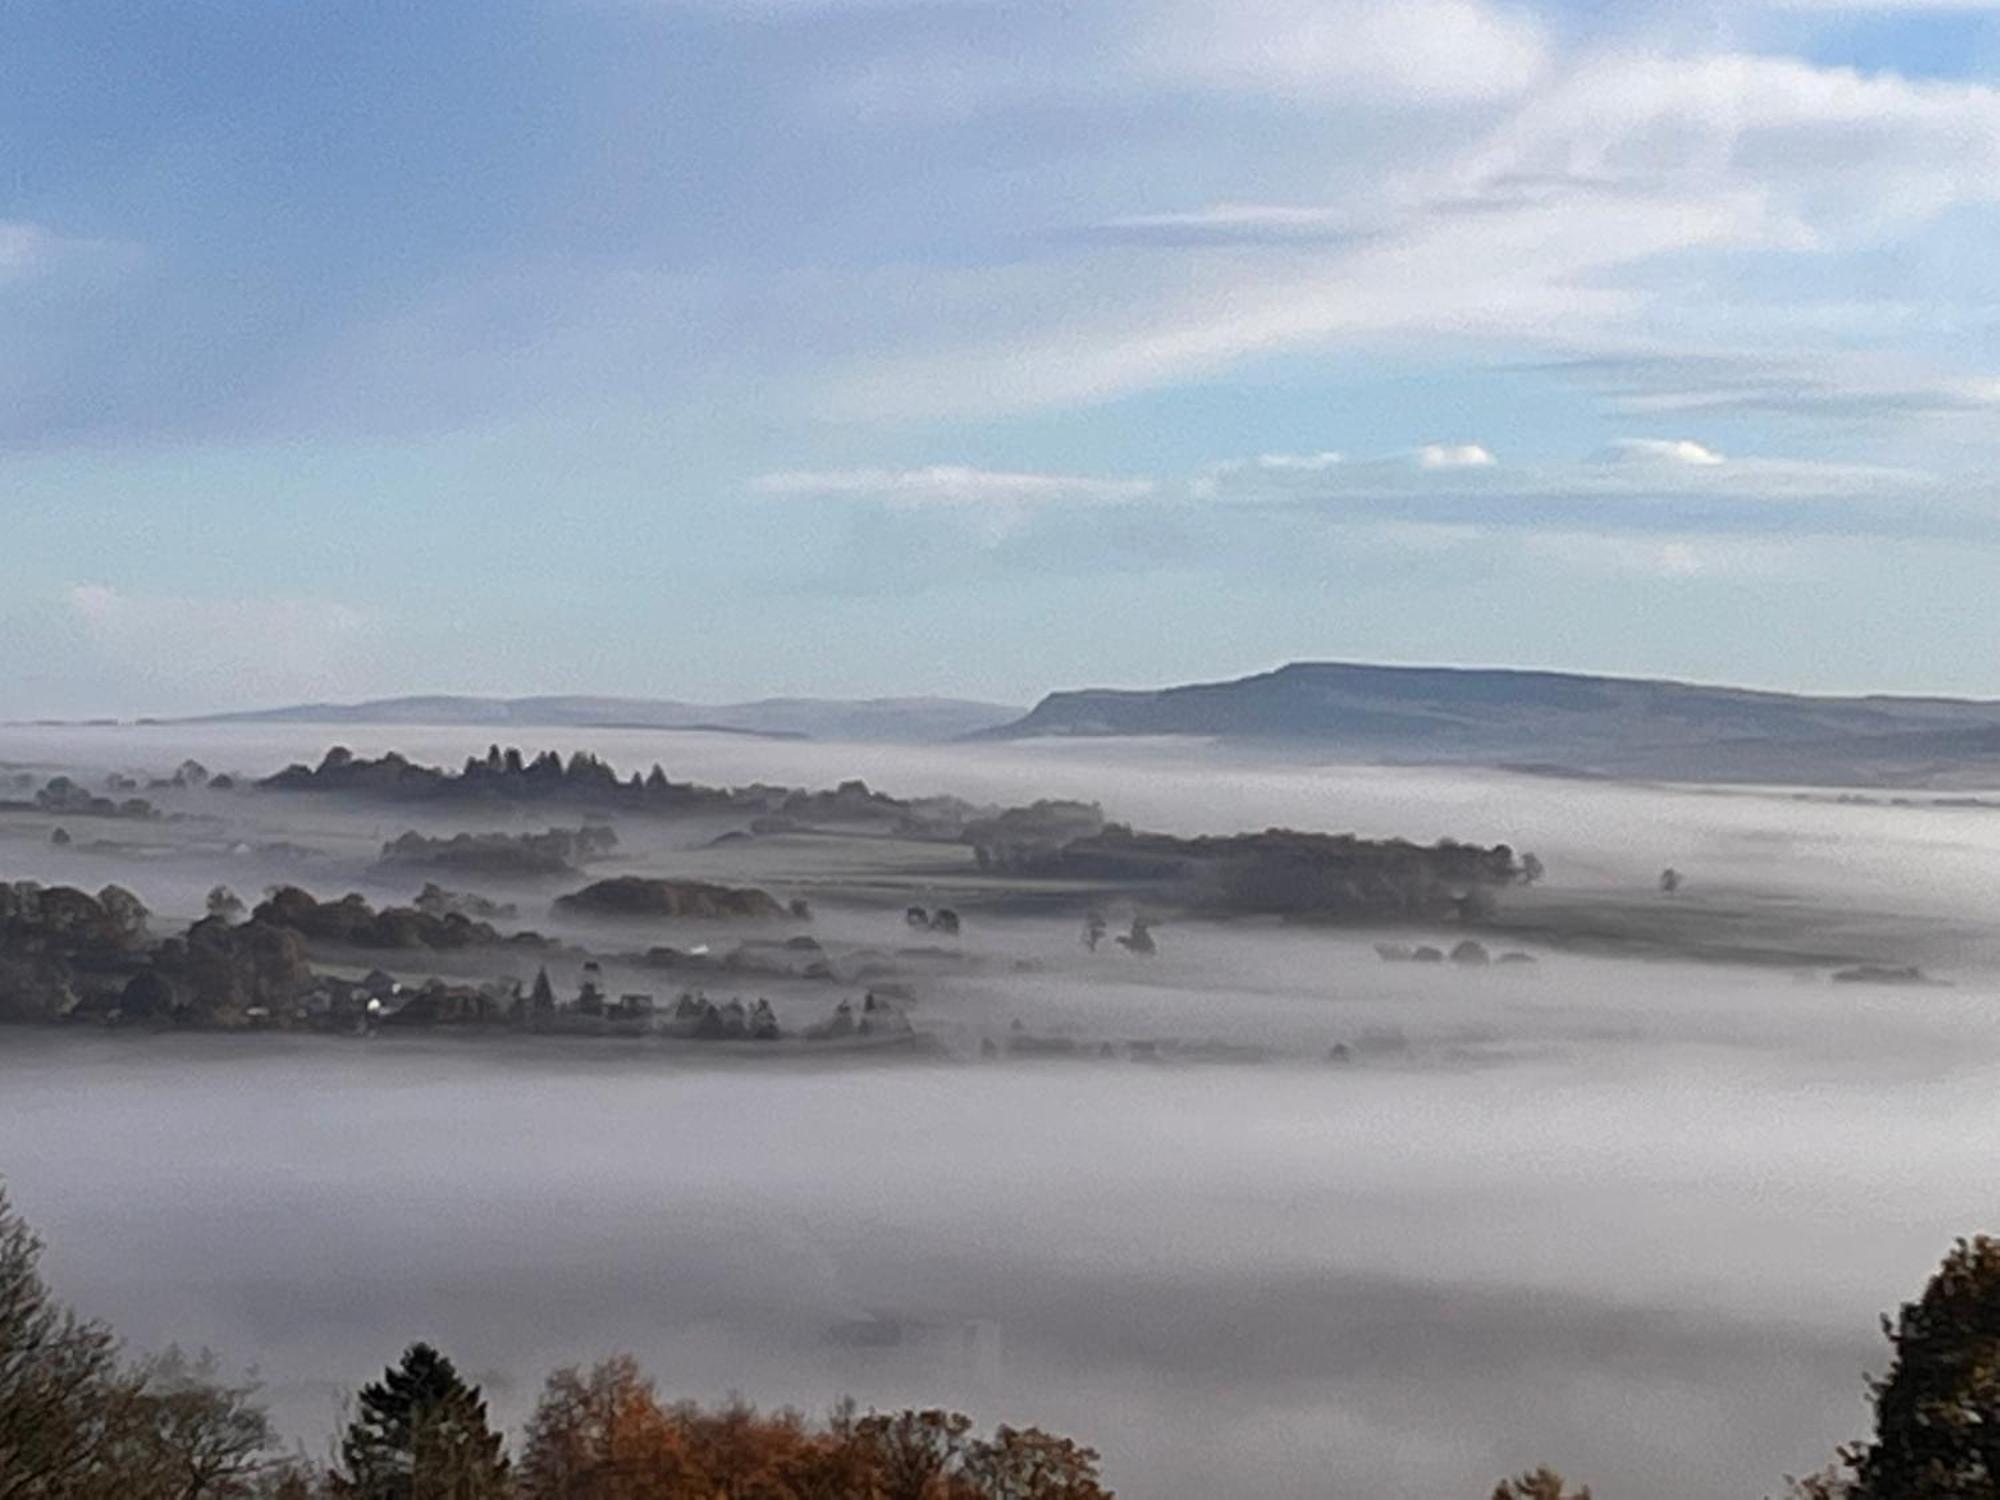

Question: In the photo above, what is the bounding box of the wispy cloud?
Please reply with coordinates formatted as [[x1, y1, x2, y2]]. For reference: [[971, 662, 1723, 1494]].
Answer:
[[1130, 0, 1550, 104], [0, 222, 135, 285], [1599, 438, 1727, 466], [751, 465, 1159, 506], [1419, 443, 1498, 469], [1519, 531, 1804, 579]]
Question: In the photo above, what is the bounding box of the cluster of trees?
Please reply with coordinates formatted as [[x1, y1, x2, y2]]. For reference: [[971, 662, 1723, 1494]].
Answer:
[[262, 747, 828, 823], [1, 1187, 1110, 1499], [13, 1177, 2000, 1498], [1, 1188, 275, 1498], [1014, 828, 1539, 925], [248, 887, 543, 953], [378, 827, 620, 879], [31, 777, 157, 821], [260, 749, 1081, 847]]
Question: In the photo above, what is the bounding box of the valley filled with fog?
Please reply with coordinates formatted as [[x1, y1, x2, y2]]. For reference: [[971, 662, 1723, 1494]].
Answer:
[[6, 723, 2000, 1497]]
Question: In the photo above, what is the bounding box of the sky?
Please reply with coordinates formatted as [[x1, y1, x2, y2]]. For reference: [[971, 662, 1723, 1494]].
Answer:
[[3, 0, 2000, 716]]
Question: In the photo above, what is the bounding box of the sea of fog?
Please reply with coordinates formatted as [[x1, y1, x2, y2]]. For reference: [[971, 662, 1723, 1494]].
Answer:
[[6, 724, 2000, 1496]]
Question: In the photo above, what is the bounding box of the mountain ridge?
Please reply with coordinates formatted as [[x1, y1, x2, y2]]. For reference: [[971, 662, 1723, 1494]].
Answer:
[[154, 694, 1022, 744], [976, 661, 2000, 785]]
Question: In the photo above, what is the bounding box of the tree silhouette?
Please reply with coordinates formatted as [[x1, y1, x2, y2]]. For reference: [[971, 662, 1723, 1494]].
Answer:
[[0, 1186, 125, 1497], [336, 1343, 509, 1500], [527, 967, 556, 1017], [1846, 1236, 2000, 1498], [961, 1424, 1112, 1499]]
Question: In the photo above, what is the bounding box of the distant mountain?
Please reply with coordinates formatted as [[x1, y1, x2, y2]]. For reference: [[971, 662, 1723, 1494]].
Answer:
[[978, 662, 2000, 786], [174, 694, 1022, 744]]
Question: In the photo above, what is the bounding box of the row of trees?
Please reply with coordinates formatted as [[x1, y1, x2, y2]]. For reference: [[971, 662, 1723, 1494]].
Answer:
[[0, 1185, 1110, 1499], [9, 1180, 2000, 1498]]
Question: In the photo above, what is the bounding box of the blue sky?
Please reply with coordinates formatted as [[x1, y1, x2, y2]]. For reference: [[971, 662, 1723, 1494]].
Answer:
[[4, 0, 1999, 715]]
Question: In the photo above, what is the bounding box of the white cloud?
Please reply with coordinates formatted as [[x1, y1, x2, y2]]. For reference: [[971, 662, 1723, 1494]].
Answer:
[[1255, 451, 1345, 472], [1601, 438, 1727, 466], [826, 39, 2000, 425], [1419, 443, 1497, 469], [751, 465, 1158, 507], [1192, 450, 1346, 499], [1133, 0, 1550, 105], [62, 584, 386, 708], [1098, 205, 1357, 235], [1520, 533, 1800, 579], [1452, 52, 2000, 236]]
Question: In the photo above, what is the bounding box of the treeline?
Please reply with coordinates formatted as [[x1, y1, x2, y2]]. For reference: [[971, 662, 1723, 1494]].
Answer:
[[260, 747, 972, 834], [983, 827, 1539, 925], [0, 1186, 1109, 1499], [10, 1180, 1997, 1497]]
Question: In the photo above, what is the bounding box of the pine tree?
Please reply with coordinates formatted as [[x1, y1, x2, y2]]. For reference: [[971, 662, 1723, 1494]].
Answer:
[[1848, 1236, 2000, 1498], [336, 1343, 509, 1500]]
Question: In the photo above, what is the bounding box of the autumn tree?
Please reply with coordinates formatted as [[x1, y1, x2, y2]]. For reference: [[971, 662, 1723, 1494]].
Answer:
[[779, 1414, 883, 1500], [855, 1408, 973, 1500], [959, 1425, 1111, 1500], [518, 1356, 694, 1499], [674, 1394, 817, 1495], [334, 1344, 509, 1500]]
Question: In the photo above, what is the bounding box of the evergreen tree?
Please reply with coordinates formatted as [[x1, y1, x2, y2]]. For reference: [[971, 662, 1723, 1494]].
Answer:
[[336, 1344, 509, 1500], [1848, 1236, 2000, 1498]]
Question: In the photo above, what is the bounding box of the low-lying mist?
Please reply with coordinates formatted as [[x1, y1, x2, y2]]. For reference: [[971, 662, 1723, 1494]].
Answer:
[[5, 723, 2000, 1496]]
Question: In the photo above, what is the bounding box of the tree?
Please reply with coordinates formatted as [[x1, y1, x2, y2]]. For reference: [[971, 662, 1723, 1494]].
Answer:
[[526, 968, 556, 1017], [2, 1189, 284, 1500], [96, 885, 149, 943], [960, 1425, 1112, 1499], [518, 1357, 693, 1500], [207, 887, 246, 923], [1490, 1468, 1591, 1500], [854, 1409, 973, 1500], [335, 1344, 509, 1500], [0, 1185, 127, 1500], [672, 1394, 813, 1496], [1519, 852, 1545, 886], [1658, 868, 1682, 895], [1845, 1236, 2000, 1498], [108, 1347, 275, 1499]]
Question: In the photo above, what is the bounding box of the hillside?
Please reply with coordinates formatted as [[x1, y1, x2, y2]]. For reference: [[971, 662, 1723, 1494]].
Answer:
[[978, 662, 2000, 785], [170, 693, 1021, 743]]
